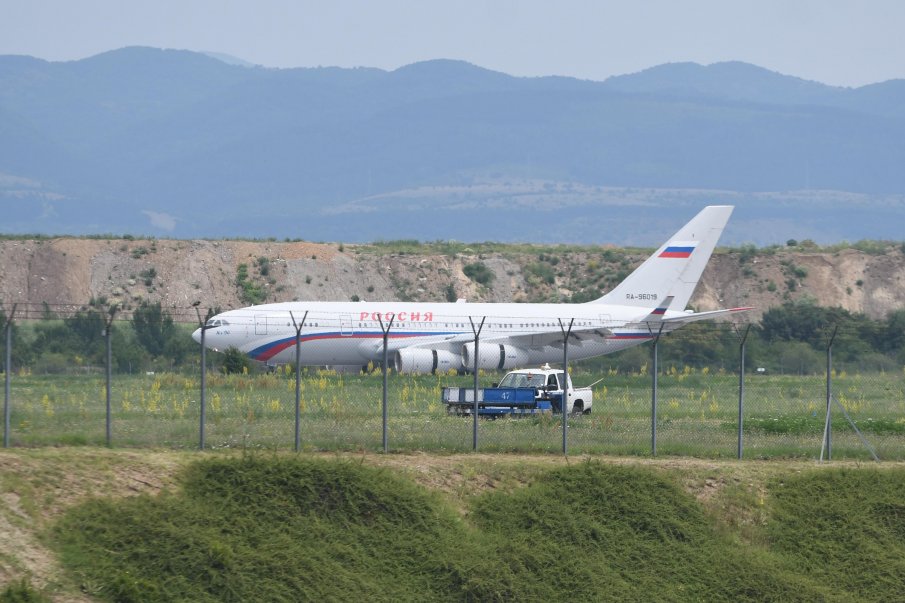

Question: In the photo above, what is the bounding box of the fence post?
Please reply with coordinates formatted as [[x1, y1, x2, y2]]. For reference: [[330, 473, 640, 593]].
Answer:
[[289, 310, 308, 452], [649, 324, 664, 457], [821, 325, 838, 462], [737, 324, 750, 459], [469, 317, 485, 451], [3, 304, 16, 448], [559, 318, 574, 455], [194, 306, 213, 450], [378, 315, 394, 453], [103, 305, 118, 447]]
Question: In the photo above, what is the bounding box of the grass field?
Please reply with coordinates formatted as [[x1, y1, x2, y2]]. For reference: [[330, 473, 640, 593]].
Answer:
[[2, 451, 905, 601], [4, 367, 904, 459]]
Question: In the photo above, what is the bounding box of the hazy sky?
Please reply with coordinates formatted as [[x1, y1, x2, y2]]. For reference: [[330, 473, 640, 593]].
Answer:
[[3, 0, 904, 87]]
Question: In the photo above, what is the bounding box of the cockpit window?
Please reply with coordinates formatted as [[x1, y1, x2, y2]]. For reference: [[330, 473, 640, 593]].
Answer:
[[205, 319, 228, 327]]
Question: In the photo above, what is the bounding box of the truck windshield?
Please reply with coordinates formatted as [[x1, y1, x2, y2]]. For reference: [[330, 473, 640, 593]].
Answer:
[[498, 373, 547, 388]]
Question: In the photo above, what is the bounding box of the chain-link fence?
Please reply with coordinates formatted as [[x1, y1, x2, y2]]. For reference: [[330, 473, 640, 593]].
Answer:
[[2, 302, 903, 460]]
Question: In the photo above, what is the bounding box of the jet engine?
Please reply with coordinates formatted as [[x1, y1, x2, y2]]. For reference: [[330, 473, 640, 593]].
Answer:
[[394, 348, 462, 374], [461, 343, 529, 371]]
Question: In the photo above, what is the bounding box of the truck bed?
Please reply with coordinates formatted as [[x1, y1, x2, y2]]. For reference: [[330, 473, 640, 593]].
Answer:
[[442, 387, 555, 416]]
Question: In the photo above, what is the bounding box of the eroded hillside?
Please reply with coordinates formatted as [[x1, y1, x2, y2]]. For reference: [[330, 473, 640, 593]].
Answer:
[[1, 238, 903, 320]]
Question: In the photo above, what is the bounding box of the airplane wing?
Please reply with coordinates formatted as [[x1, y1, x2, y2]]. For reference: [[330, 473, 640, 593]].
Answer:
[[467, 307, 750, 350], [481, 325, 614, 348], [364, 332, 475, 355]]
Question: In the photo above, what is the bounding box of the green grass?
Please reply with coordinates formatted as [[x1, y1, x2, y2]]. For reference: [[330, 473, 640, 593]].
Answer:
[[470, 463, 825, 601], [4, 369, 904, 459], [767, 469, 905, 600], [53, 456, 490, 602], [0, 579, 50, 602], [48, 456, 905, 601]]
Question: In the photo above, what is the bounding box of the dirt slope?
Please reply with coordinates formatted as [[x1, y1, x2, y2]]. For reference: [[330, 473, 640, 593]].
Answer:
[[1, 238, 903, 320]]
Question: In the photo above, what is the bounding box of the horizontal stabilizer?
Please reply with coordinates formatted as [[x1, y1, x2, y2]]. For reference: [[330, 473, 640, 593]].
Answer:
[[662, 307, 754, 326], [642, 296, 674, 323]]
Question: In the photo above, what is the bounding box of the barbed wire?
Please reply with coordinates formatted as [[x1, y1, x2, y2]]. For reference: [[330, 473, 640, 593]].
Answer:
[[0, 301, 208, 323]]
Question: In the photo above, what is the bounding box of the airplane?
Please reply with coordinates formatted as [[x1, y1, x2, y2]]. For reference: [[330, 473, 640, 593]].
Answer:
[[192, 205, 751, 374]]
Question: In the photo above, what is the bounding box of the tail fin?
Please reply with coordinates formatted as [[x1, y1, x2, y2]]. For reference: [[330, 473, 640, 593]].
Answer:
[[592, 206, 733, 309]]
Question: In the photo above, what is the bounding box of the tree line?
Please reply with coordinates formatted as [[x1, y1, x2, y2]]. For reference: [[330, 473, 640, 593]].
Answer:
[[1, 299, 904, 375]]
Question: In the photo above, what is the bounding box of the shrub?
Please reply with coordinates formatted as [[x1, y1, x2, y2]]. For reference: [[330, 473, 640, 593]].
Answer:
[[220, 346, 252, 374], [526, 262, 555, 285], [463, 262, 494, 286], [236, 264, 266, 305]]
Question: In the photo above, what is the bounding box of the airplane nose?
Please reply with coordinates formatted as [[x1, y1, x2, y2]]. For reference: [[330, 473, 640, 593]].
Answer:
[[192, 328, 202, 344]]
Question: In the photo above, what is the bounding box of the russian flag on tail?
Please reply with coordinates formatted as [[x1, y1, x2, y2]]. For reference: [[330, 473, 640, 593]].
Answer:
[[659, 241, 698, 258]]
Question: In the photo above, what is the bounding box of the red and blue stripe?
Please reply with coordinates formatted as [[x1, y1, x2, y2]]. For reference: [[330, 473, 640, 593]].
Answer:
[[659, 245, 695, 258], [611, 332, 652, 340], [248, 330, 457, 362]]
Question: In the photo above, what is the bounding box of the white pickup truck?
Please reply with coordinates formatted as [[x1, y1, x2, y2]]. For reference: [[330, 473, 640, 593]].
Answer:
[[494, 364, 593, 415]]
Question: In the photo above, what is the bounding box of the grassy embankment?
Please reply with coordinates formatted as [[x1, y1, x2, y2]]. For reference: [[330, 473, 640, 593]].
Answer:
[[5, 369, 904, 459], [2, 450, 905, 602]]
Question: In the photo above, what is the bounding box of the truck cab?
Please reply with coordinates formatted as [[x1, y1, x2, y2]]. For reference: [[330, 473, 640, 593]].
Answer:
[[496, 365, 592, 414]]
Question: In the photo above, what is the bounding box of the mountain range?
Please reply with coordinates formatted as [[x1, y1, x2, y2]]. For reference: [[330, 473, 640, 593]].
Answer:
[[1, 47, 903, 245]]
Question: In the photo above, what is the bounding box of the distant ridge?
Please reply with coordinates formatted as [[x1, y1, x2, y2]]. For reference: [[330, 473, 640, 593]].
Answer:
[[603, 61, 844, 104], [202, 51, 257, 68], [0, 47, 903, 241]]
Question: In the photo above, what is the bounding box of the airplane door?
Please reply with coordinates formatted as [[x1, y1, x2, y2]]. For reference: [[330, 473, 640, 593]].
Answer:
[[255, 314, 268, 335], [340, 314, 353, 336]]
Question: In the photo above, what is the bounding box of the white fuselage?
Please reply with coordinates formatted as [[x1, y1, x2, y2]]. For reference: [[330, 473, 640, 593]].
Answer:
[[197, 300, 664, 368]]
